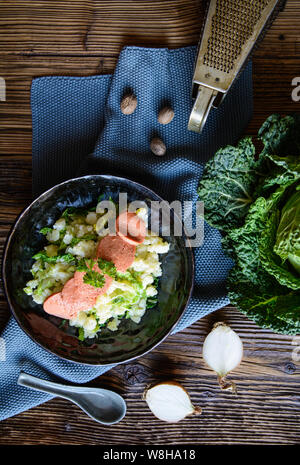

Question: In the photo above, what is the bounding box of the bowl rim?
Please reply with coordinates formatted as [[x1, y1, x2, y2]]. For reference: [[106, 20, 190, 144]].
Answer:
[[2, 174, 194, 366]]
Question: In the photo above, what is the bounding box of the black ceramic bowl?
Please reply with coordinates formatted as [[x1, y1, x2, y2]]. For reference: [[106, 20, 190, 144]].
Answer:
[[3, 175, 194, 365]]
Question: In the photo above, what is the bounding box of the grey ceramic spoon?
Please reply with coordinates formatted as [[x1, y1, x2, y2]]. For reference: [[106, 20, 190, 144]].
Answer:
[[18, 371, 126, 425]]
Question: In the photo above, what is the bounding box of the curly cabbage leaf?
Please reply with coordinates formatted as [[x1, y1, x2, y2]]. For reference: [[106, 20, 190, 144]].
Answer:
[[222, 197, 267, 284], [198, 137, 261, 231], [258, 113, 300, 157], [228, 270, 300, 335], [274, 188, 300, 274], [259, 153, 300, 193], [198, 115, 300, 234], [225, 182, 300, 332], [259, 208, 300, 290], [225, 192, 300, 333]]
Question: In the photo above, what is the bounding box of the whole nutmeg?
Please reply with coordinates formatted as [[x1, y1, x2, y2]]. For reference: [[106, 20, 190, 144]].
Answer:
[[150, 137, 166, 156], [120, 93, 137, 115], [158, 106, 174, 125]]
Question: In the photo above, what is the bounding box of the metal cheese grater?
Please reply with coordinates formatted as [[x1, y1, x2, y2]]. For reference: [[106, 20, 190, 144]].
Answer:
[[188, 0, 286, 132]]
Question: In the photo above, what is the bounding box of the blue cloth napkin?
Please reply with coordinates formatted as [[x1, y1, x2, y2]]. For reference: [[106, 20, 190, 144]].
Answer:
[[0, 46, 253, 421]]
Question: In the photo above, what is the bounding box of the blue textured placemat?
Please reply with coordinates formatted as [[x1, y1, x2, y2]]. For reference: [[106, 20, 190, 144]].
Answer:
[[0, 46, 253, 421]]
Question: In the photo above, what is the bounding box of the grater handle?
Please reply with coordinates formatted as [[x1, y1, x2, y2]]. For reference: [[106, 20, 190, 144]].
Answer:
[[188, 85, 218, 133]]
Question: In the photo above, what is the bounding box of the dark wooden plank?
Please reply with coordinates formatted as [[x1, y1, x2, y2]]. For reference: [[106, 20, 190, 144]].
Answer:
[[247, 57, 300, 134], [0, 0, 299, 57], [0, 0, 203, 54]]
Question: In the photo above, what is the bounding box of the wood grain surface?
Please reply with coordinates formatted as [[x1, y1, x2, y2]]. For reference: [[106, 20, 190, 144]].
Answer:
[[0, 0, 299, 446]]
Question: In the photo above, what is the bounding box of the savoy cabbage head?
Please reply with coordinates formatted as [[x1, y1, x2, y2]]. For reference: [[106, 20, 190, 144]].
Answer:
[[198, 114, 300, 335]]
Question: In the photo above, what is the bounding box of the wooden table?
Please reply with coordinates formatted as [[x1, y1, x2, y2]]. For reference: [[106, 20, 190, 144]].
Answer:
[[0, 0, 299, 445]]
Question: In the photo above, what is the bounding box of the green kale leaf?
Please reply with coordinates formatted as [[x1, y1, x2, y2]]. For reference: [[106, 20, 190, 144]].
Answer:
[[198, 137, 262, 231], [258, 113, 300, 157]]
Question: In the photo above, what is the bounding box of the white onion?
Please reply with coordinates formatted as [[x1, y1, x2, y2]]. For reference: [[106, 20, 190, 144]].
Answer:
[[202, 322, 243, 393], [144, 381, 201, 423]]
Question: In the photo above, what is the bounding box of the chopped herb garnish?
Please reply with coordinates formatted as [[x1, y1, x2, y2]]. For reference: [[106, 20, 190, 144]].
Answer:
[[32, 251, 53, 261], [32, 251, 75, 264], [61, 207, 77, 220], [76, 258, 94, 272], [97, 258, 117, 278], [153, 277, 159, 288], [70, 233, 98, 247], [76, 258, 106, 288], [39, 227, 52, 235], [61, 207, 89, 223], [145, 277, 159, 308], [59, 253, 76, 263], [83, 270, 106, 288], [146, 296, 158, 309], [116, 270, 140, 282], [112, 295, 126, 305], [78, 327, 85, 341], [70, 237, 81, 247]]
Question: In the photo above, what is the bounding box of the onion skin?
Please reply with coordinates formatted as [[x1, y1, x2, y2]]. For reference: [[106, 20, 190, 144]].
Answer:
[[218, 376, 237, 394], [143, 381, 202, 422]]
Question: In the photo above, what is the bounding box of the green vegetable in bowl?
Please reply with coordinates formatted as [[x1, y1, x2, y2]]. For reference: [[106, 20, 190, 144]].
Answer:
[[198, 114, 300, 335]]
